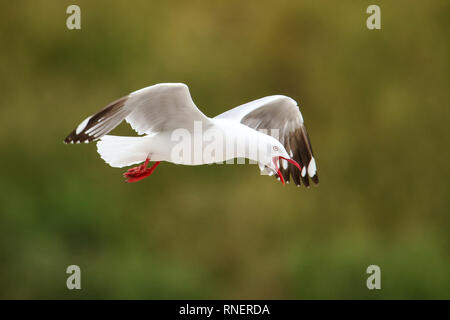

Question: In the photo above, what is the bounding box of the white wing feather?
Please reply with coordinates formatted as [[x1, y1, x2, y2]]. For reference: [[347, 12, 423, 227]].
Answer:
[[125, 83, 210, 134], [64, 83, 210, 144]]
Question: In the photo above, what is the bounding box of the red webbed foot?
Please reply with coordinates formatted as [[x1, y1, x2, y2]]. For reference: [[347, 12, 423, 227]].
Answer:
[[123, 158, 161, 183]]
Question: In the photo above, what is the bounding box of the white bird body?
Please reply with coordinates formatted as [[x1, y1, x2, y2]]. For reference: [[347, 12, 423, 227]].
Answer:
[[97, 118, 285, 167], [65, 83, 318, 186]]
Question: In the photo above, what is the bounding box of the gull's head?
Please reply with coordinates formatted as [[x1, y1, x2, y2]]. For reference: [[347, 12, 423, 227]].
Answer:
[[266, 140, 302, 185], [269, 141, 290, 160]]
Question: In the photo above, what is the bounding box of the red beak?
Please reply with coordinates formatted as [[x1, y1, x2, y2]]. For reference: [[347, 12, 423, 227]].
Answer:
[[272, 156, 302, 185]]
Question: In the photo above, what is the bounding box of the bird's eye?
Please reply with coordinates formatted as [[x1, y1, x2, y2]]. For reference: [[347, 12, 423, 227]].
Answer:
[[273, 146, 279, 151]]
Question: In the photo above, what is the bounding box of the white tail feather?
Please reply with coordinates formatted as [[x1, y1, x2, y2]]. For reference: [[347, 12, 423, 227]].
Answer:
[[96, 135, 149, 168]]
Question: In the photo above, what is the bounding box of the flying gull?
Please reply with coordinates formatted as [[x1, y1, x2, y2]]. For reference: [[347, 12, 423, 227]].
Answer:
[[64, 83, 318, 187]]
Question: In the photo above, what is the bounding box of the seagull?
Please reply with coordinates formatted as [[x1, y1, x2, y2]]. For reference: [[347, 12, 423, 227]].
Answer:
[[64, 83, 318, 187]]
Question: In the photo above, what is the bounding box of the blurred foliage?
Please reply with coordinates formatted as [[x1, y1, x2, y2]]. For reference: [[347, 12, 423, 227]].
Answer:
[[0, 0, 449, 299]]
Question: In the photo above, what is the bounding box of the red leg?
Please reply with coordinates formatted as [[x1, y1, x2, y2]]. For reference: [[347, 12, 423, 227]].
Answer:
[[124, 157, 150, 175], [123, 158, 161, 183]]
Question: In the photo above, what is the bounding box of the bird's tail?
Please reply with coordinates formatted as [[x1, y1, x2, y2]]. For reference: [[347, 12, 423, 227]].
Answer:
[[96, 135, 150, 168]]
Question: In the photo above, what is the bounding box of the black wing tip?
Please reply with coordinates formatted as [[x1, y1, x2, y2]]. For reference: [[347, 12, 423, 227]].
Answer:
[[285, 124, 319, 189], [64, 95, 128, 145], [275, 168, 319, 188], [291, 177, 319, 188], [301, 174, 310, 187], [63, 130, 75, 144], [63, 130, 95, 144]]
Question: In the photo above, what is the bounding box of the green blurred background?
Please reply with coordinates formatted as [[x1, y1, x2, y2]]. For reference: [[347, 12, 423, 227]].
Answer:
[[0, 1, 449, 299]]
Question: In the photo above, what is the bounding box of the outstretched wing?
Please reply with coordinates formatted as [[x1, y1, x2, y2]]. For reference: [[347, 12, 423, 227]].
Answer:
[[64, 83, 210, 144], [215, 95, 318, 187]]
